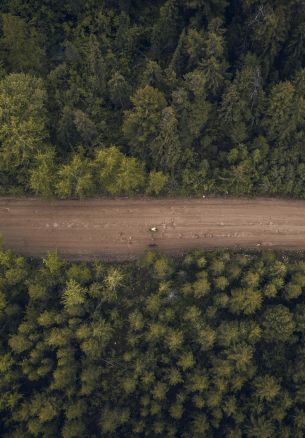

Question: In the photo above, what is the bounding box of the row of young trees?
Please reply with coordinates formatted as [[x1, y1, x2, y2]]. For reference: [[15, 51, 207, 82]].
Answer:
[[1, 1, 305, 197], [31, 145, 168, 198], [1, 247, 305, 436]]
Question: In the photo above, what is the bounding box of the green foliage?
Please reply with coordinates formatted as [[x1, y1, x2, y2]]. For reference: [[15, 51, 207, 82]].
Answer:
[[261, 305, 295, 343], [1, 14, 45, 73], [0, 2, 305, 197], [150, 106, 182, 177], [153, 255, 174, 280], [1, 249, 305, 435], [62, 279, 87, 308], [0, 73, 47, 188], [43, 251, 64, 275], [263, 79, 305, 146], [56, 155, 94, 198], [94, 146, 145, 195], [29, 149, 57, 197], [123, 85, 167, 162], [146, 171, 169, 195]]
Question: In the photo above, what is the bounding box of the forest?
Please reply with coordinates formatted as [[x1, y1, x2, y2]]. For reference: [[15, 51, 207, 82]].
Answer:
[[1, 0, 305, 197], [2, 2, 305, 436], [1, 247, 305, 436]]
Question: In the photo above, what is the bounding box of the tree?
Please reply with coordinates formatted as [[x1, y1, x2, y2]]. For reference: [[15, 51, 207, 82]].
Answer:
[[153, 256, 174, 280], [99, 407, 130, 434], [150, 0, 180, 60], [94, 146, 145, 195], [200, 18, 228, 96], [73, 110, 97, 146], [146, 171, 168, 195], [192, 277, 211, 298], [172, 70, 211, 149], [246, 415, 276, 438], [27, 282, 48, 301], [108, 72, 131, 108], [214, 276, 229, 291], [123, 85, 167, 162], [104, 267, 124, 292], [218, 53, 265, 146], [150, 106, 182, 177], [285, 282, 302, 300], [245, 2, 288, 75], [219, 84, 248, 143], [1, 14, 45, 72], [56, 155, 94, 198], [241, 271, 260, 288], [67, 263, 91, 285], [0, 73, 47, 186], [229, 288, 262, 315], [165, 329, 184, 352], [29, 149, 57, 197], [253, 375, 280, 402], [227, 343, 254, 372], [62, 279, 87, 312], [210, 258, 225, 275], [263, 81, 301, 145], [43, 251, 64, 275], [261, 305, 295, 343], [178, 352, 195, 370], [140, 60, 168, 90], [62, 419, 86, 438]]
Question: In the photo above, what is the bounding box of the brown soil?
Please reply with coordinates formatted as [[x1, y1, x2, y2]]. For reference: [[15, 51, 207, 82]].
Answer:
[[1, 197, 305, 261]]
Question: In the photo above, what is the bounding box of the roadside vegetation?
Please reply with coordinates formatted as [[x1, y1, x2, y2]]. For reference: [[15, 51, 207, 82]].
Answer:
[[1, 1, 305, 197], [1, 247, 305, 436]]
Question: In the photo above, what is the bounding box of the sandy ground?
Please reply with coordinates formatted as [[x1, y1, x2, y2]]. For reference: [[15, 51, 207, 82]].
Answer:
[[1, 197, 305, 261]]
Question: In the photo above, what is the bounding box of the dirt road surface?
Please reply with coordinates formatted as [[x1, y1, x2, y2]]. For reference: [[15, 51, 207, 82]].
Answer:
[[1, 197, 305, 260]]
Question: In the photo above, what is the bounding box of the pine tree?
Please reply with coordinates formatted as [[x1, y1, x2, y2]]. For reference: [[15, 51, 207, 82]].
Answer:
[[261, 305, 295, 343], [0, 73, 47, 187], [150, 106, 182, 178], [123, 85, 167, 162], [56, 155, 94, 198]]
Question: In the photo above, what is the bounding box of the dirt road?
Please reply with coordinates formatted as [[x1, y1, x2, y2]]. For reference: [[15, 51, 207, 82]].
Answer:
[[1, 197, 305, 260]]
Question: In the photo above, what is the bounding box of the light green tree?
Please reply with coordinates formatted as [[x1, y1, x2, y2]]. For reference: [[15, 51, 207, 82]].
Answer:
[[229, 288, 262, 315], [43, 251, 64, 275], [153, 256, 174, 280], [62, 279, 87, 310], [0, 73, 47, 185], [104, 267, 124, 292], [192, 277, 211, 298], [146, 171, 168, 195], [262, 305, 295, 343], [29, 149, 57, 197], [56, 155, 94, 198], [94, 146, 145, 195]]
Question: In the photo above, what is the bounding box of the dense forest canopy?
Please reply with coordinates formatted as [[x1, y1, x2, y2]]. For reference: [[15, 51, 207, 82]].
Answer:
[[1, 247, 305, 436], [1, 0, 305, 197]]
